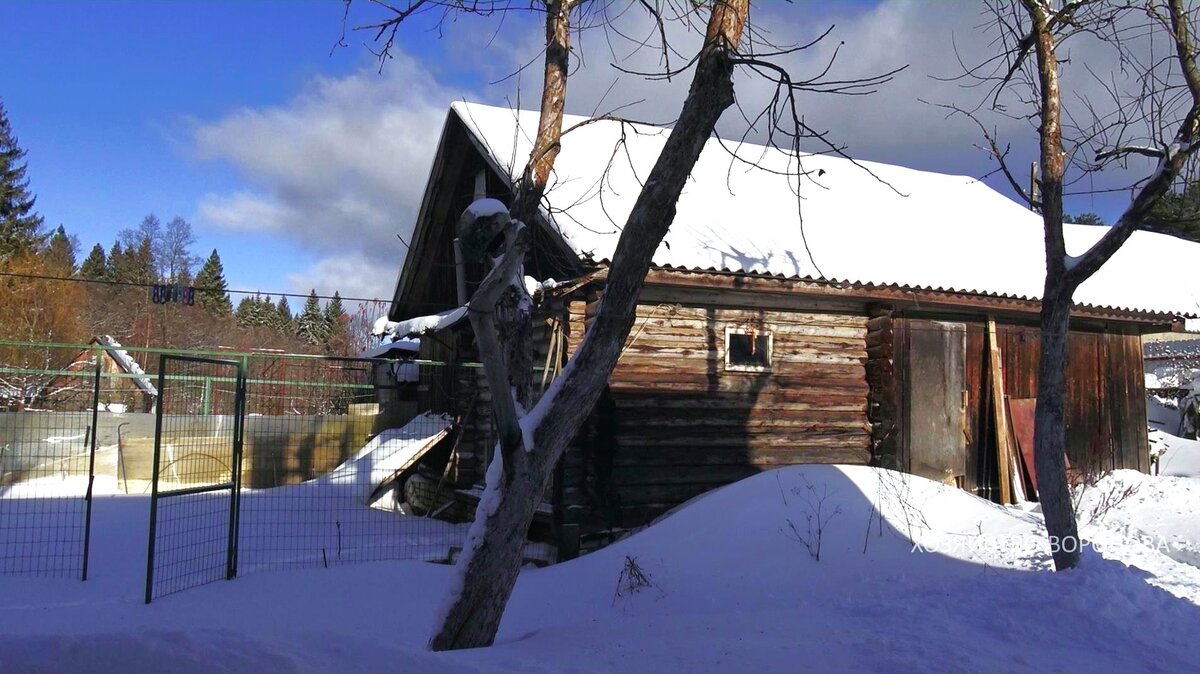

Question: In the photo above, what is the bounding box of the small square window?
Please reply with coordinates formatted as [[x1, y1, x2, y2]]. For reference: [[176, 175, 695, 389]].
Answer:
[[725, 326, 772, 372]]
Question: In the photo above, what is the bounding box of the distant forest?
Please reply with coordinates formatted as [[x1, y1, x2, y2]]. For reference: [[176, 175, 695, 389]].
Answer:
[[0, 213, 382, 357]]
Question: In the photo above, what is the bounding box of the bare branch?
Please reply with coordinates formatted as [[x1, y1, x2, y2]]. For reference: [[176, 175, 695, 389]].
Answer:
[[1068, 0, 1200, 285], [1094, 144, 1167, 161], [925, 99, 1037, 207]]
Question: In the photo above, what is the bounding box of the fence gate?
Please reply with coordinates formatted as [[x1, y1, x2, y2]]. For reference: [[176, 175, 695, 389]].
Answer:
[[145, 355, 245, 603]]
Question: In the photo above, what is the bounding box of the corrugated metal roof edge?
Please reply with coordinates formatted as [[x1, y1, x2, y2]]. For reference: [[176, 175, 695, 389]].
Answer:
[[585, 259, 1191, 322]]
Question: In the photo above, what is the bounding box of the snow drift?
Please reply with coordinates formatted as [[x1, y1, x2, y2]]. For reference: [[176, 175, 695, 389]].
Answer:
[[4, 464, 1200, 673]]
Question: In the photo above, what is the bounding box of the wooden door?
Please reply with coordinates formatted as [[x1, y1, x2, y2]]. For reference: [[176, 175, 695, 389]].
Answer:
[[906, 320, 967, 482]]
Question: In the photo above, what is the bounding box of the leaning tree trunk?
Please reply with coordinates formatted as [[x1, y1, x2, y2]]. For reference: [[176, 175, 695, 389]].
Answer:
[[428, 0, 572, 652], [429, 0, 750, 651]]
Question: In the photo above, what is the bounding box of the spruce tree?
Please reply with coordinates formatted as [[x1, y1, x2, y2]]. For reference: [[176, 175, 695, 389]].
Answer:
[[295, 290, 329, 345], [111, 235, 154, 284], [0, 100, 44, 259], [235, 295, 258, 326], [323, 291, 349, 351], [236, 293, 272, 328], [194, 249, 232, 316], [271, 296, 293, 333], [42, 225, 76, 273], [323, 291, 346, 327], [79, 244, 108, 280], [106, 241, 124, 282]]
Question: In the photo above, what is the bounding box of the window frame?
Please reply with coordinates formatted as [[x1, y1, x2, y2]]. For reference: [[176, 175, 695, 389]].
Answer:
[[724, 325, 773, 373]]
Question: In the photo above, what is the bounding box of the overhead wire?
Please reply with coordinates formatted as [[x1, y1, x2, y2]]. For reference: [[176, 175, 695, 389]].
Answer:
[[0, 270, 390, 305]]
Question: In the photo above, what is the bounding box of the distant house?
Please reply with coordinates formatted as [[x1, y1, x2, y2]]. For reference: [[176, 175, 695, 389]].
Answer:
[[1144, 333, 1200, 436], [1144, 335, 1200, 391], [53, 336, 157, 413], [386, 102, 1200, 553]]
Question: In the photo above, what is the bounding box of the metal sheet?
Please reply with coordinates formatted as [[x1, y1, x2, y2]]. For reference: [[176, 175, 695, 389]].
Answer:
[[1008, 397, 1038, 492]]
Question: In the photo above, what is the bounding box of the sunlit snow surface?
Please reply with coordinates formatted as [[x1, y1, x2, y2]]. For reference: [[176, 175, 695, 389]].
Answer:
[[3, 451, 1200, 672]]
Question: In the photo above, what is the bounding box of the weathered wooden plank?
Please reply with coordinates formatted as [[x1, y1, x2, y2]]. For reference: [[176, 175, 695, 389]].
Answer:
[[623, 315, 867, 334], [901, 320, 967, 483], [611, 464, 764, 486], [613, 429, 870, 448], [636, 268, 1173, 325], [988, 319, 1015, 504], [617, 340, 866, 359], [612, 445, 871, 466], [608, 377, 868, 396], [866, 328, 893, 350], [636, 284, 866, 315], [612, 398, 866, 411], [614, 412, 868, 428], [619, 335, 868, 352], [963, 323, 986, 493], [615, 504, 675, 526], [616, 483, 725, 506]]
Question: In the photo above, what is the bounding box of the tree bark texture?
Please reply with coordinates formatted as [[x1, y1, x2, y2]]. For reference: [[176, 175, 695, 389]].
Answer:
[[512, 0, 571, 222], [1033, 280, 1080, 570], [1022, 0, 1084, 570], [1020, 0, 1200, 571], [429, 0, 750, 651]]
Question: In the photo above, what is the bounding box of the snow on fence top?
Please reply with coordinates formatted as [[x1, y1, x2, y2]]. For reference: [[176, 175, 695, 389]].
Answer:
[[451, 101, 1200, 318]]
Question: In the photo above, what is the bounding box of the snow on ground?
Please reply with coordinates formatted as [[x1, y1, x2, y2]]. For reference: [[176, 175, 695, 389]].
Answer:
[[1077, 433, 1200, 571], [3, 464, 1200, 672], [1158, 432, 1200, 478]]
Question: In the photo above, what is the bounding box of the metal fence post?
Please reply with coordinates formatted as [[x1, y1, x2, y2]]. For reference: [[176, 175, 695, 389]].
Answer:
[[226, 365, 246, 580], [144, 354, 168, 604], [81, 356, 101, 581]]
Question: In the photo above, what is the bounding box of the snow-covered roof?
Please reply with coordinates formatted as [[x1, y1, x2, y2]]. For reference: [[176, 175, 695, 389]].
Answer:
[[92, 336, 158, 397], [384, 306, 469, 339], [451, 101, 1200, 318], [358, 337, 420, 360]]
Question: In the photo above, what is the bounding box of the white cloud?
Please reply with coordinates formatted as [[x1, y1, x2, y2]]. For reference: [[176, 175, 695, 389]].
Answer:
[[194, 1, 1166, 305], [286, 251, 394, 304], [194, 51, 466, 263], [197, 191, 289, 232]]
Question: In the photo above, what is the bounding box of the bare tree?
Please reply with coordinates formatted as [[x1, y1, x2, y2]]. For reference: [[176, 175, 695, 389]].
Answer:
[[346, 0, 898, 649], [952, 0, 1200, 570], [159, 216, 199, 283]]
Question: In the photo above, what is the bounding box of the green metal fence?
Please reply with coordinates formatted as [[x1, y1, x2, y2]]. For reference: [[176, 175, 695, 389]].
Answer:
[[2, 339, 480, 589]]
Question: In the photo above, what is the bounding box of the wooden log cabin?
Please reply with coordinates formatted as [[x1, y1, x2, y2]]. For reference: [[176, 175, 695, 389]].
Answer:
[[384, 102, 1200, 555]]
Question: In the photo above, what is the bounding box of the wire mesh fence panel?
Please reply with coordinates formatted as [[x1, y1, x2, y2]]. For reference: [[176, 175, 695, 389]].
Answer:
[[235, 357, 466, 574], [0, 357, 100, 578], [2, 340, 483, 592], [145, 356, 244, 603]]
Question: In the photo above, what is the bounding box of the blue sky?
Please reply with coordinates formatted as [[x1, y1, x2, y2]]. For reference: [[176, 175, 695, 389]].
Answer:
[[1, 1, 1157, 303], [2, 0, 458, 296]]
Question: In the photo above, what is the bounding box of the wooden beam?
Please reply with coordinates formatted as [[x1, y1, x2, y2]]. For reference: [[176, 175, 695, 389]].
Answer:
[[988, 319, 1014, 504]]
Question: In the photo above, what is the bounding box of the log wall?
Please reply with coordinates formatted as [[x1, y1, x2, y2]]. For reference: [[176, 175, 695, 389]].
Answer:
[[571, 301, 871, 528], [866, 305, 898, 470]]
